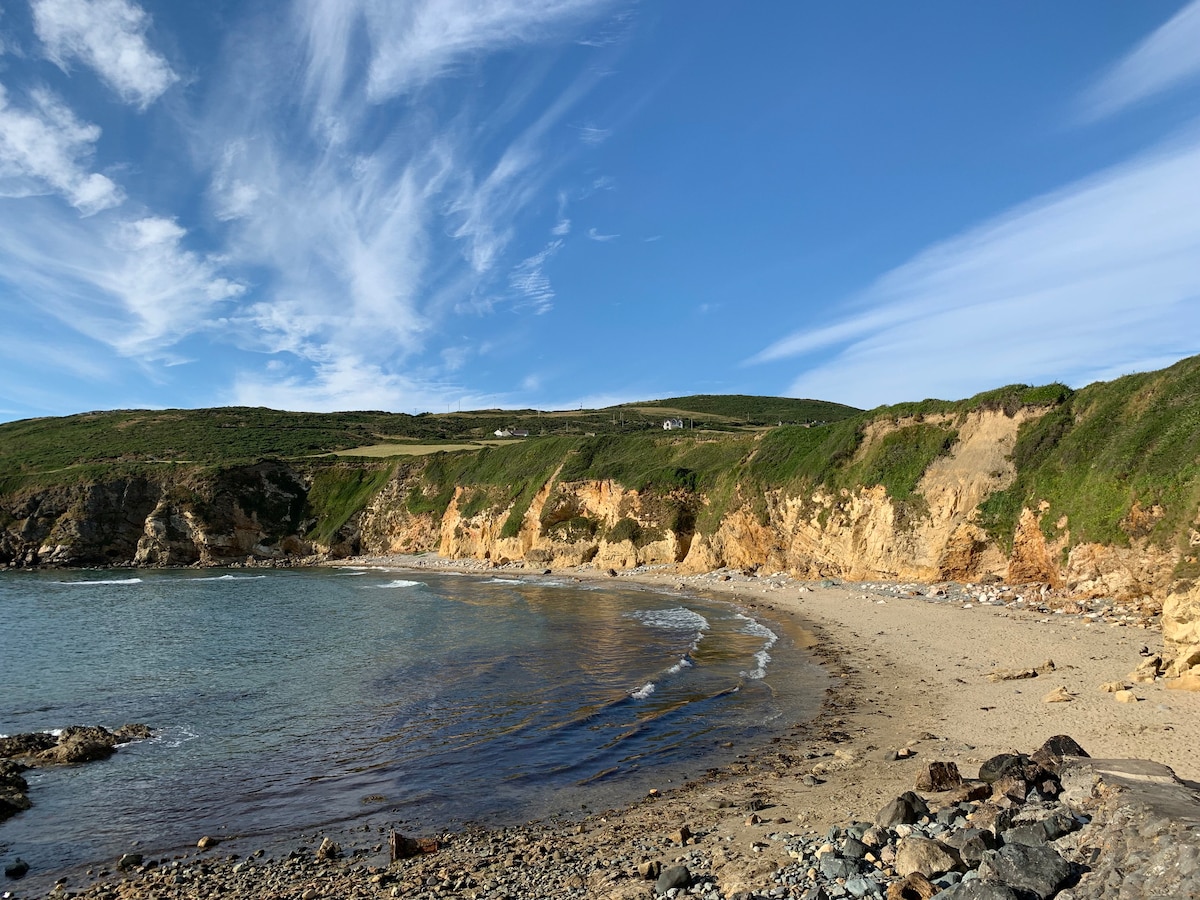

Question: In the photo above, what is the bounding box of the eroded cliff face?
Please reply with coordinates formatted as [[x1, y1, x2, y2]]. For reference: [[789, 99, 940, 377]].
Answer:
[[4, 408, 1192, 608], [684, 408, 1031, 582], [347, 407, 1192, 605], [0, 463, 320, 568]]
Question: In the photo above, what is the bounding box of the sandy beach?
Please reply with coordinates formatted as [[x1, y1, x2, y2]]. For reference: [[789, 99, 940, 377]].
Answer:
[[10, 556, 1199, 899]]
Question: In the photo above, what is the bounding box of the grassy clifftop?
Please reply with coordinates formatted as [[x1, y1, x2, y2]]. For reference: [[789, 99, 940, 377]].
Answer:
[[0, 395, 859, 484], [977, 355, 1200, 566]]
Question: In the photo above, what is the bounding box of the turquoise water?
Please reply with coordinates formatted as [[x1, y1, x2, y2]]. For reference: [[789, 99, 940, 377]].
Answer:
[[0, 568, 825, 884]]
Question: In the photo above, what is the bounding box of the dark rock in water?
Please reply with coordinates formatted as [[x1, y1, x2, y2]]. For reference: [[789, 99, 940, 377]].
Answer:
[[316, 837, 340, 860], [4, 858, 29, 879], [916, 760, 963, 792], [934, 883, 1023, 900], [978, 843, 1073, 898], [655, 864, 690, 893], [0, 760, 32, 821], [113, 724, 154, 744], [0, 733, 57, 758], [117, 853, 143, 871], [1030, 734, 1088, 773], [38, 726, 120, 764]]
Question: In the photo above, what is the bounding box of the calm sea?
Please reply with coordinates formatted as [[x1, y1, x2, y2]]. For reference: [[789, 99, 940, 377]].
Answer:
[[0, 568, 825, 887]]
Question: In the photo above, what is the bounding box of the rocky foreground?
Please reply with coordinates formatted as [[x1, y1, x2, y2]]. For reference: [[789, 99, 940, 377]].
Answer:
[[5, 735, 1199, 900]]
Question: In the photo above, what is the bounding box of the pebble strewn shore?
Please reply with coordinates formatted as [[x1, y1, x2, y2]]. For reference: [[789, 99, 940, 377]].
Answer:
[[9, 736, 1198, 900]]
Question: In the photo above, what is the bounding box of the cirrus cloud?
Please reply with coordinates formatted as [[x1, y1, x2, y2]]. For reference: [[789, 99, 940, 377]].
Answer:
[[31, 0, 177, 109]]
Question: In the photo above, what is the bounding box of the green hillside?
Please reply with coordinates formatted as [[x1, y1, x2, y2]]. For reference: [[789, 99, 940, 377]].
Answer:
[[0, 396, 862, 481]]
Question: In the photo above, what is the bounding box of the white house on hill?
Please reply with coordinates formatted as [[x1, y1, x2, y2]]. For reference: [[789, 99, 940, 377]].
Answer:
[[663, 418, 685, 430]]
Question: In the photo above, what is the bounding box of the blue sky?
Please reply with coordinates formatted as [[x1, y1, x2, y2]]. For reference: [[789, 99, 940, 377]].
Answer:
[[1, 1, 1199, 421]]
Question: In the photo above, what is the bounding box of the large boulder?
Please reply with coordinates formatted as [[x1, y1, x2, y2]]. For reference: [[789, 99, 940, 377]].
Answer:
[[977, 843, 1074, 898]]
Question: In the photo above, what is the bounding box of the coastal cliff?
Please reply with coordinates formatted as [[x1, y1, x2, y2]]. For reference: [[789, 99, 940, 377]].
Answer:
[[2, 357, 1198, 659]]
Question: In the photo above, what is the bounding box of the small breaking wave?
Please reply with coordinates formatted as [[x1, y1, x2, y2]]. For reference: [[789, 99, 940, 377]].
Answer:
[[736, 613, 779, 679], [154, 725, 200, 749], [631, 682, 656, 700], [666, 657, 694, 675], [187, 574, 268, 582], [626, 606, 710, 633], [50, 578, 143, 586], [368, 579, 422, 589]]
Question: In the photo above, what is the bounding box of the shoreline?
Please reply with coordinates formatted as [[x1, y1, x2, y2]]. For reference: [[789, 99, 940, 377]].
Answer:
[[6, 556, 1200, 898]]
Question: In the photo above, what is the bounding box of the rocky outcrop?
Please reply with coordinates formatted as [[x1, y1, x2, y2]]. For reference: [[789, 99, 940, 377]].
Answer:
[[1057, 756, 1200, 898], [1161, 581, 1200, 686], [0, 463, 326, 568], [0, 725, 152, 823]]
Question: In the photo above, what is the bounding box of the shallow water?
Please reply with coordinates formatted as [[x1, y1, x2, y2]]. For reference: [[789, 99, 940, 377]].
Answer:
[[0, 568, 825, 884]]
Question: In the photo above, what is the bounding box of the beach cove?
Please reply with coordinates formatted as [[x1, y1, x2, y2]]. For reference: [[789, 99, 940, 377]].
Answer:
[[5, 556, 1198, 899]]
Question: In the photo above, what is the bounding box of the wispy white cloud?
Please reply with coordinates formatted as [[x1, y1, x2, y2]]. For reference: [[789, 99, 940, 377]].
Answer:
[[191, 0, 622, 397], [297, 0, 616, 109], [0, 84, 123, 214], [587, 226, 618, 241], [1082, 0, 1200, 120], [31, 0, 177, 109], [749, 129, 1200, 407], [509, 238, 562, 312], [576, 123, 610, 144], [0, 199, 243, 359]]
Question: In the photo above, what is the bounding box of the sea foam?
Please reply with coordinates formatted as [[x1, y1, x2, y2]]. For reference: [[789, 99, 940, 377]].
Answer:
[[626, 606, 710, 633], [735, 613, 779, 679]]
